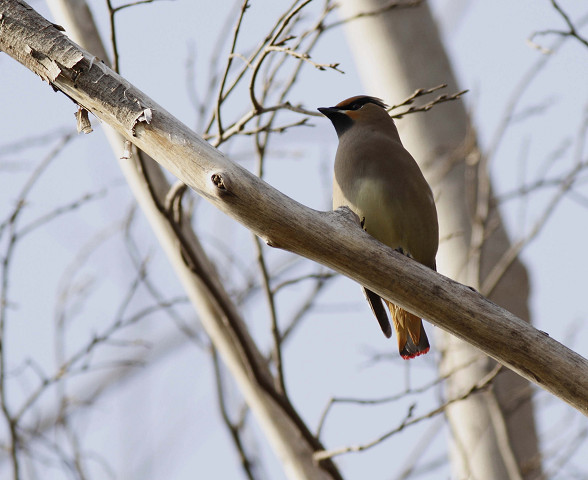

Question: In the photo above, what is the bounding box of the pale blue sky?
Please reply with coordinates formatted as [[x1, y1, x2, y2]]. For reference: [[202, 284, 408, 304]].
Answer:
[[1, 0, 587, 479]]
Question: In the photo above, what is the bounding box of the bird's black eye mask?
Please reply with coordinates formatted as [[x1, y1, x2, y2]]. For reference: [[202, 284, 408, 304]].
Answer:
[[337, 96, 388, 111]]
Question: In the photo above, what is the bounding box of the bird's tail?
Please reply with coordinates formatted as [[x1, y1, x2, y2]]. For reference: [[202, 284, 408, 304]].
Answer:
[[386, 301, 430, 359]]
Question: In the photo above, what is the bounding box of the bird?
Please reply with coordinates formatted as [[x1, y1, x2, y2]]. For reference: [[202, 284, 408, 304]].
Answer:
[[318, 95, 439, 359]]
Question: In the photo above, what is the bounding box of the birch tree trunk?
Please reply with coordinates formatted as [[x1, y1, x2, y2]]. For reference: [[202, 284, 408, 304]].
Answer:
[[337, 1, 542, 478]]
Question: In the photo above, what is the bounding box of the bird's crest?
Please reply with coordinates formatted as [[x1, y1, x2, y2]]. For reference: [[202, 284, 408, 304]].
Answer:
[[335, 95, 388, 111]]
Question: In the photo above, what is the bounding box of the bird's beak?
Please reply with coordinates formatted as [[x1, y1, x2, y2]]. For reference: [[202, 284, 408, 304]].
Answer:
[[317, 106, 352, 136], [317, 106, 338, 117]]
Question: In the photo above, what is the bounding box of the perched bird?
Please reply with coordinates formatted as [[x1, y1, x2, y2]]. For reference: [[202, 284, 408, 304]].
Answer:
[[318, 95, 439, 359]]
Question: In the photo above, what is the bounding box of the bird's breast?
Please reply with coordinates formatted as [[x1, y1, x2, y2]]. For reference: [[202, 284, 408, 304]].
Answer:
[[331, 139, 438, 267], [333, 175, 405, 250]]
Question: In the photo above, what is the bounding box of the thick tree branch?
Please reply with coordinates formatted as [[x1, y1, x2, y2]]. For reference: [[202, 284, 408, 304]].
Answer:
[[1, 0, 588, 415]]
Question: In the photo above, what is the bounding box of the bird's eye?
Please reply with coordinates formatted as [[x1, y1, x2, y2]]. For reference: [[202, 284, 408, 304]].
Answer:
[[349, 102, 363, 110]]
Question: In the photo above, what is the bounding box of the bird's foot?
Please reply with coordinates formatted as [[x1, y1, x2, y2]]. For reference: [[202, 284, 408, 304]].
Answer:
[[394, 247, 413, 259]]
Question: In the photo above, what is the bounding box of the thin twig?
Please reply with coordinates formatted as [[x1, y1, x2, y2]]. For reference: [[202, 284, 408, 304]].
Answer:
[[391, 88, 469, 119], [272, 272, 334, 294], [388, 83, 448, 110], [104, 0, 120, 72], [325, 0, 424, 31], [280, 274, 332, 344], [315, 356, 483, 438], [17, 189, 107, 239], [237, 118, 309, 137], [211, 348, 258, 480], [248, 0, 313, 111], [314, 365, 503, 461], [123, 209, 202, 345], [467, 17, 588, 293], [0, 133, 74, 480], [265, 45, 343, 72], [112, 0, 169, 14], [214, 0, 251, 140], [253, 236, 287, 395], [208, 102, 319, 145], [481, 111, 588, 296], [528, 0, 588, 51], [16, 295, 187, 423]]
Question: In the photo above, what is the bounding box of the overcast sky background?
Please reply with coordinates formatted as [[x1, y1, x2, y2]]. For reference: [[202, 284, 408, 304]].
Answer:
[[1, 0, 588, 479]]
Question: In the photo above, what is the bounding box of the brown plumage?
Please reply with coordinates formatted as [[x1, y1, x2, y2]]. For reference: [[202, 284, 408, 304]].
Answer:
[[318, 95, 439, 359]]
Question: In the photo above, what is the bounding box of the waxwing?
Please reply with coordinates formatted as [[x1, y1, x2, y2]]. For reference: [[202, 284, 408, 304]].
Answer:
[[318, 95, 439, 359]]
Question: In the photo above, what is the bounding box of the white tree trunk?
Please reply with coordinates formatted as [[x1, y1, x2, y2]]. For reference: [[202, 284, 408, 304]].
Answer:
[[337, 1, 542, 478]]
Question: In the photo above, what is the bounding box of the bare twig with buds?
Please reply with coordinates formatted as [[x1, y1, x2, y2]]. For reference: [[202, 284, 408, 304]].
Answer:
[[265, 46, 343, 73], [389, 84, 469, 119]]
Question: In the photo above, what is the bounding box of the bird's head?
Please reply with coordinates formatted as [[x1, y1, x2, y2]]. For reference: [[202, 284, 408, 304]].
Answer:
[[318, 95, 390, 137]]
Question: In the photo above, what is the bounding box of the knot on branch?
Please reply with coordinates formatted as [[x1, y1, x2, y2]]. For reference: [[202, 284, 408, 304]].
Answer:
[[211, 172, 234, 197], [211, 173, 225, 190]]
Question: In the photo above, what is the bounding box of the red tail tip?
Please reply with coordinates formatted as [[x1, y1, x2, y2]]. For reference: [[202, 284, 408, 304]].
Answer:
[[400, 347, 430, 360]]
